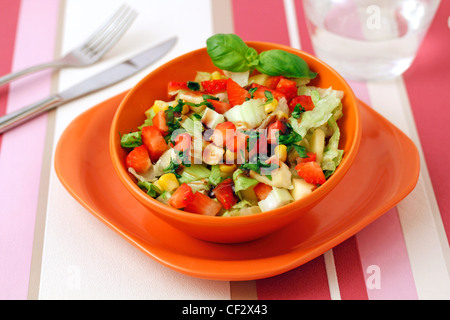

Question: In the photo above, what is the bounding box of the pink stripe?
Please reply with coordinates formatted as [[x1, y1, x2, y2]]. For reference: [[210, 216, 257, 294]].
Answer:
[[0, 0, 21, 150], [232, 0, 290, 45], [0, 0, 60, 300], [403, 2, 450, 243], [356, 208, 418, 300], [256, 256, 331, 300]]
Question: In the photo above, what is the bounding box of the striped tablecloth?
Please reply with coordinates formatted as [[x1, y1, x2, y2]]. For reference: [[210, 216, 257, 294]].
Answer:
[[1, 0, 449, 300]]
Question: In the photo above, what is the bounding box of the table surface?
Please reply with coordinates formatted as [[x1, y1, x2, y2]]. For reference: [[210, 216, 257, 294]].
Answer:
[[1, 0, 449, 300]]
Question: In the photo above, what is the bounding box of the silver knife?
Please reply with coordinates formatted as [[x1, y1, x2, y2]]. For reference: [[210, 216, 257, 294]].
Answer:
[[0, 37, 177, 133]]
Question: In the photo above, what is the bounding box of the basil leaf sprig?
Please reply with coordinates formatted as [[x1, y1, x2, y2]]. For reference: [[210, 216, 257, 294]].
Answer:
[[206, 33, 317, 79]]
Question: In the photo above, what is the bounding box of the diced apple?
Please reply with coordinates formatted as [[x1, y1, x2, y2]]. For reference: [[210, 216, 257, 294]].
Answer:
[[290, 178, 314, 201], [249, 161, 292, 189], [201, 107, 225, 129], [309, 128, 325, 164], [249, 73, 269, 86], [258, 187, 294, 212]]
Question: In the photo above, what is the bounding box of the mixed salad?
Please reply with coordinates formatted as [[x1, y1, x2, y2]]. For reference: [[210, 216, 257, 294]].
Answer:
[[120, 34, 344, 217]]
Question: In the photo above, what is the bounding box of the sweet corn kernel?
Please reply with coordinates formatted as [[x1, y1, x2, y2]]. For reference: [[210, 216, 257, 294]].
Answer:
[[157, 173, 179, 192], [211, 71, 222, 80], [224, 149, 237, 164], [264, 99, 278, 113], [219, 164, 238, 173], [181, 103, 190, 114], [274, 144, 287, 162], [152, 100, 169, 114]]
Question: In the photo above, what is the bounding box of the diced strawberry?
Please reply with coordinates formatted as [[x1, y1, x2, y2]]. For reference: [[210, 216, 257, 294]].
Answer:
[[225, 130, 248, 153], [251, 84, 286, 102], [141, 125, 168, 162], [152, 110, 169, 136], [207, 99, 233, 114], [210, 121, 236, 147], [168, 183, 194, 209], [267, 120, 287, 144], [295, 161, 326, 185], [227, 78, 250, 106], [297, 152, 316, 164], [184, 191, 223, 216], [212, 178, 239, 209], [254, 183, 273, 201], [173, 132, 191, 153], [275, 78, 298, 101], [264, 76, 284, 90], [168, 81, 188, 96], [125, 145, 151, 173], [289, 95, 315, 112], [201, 79, 228, 94]]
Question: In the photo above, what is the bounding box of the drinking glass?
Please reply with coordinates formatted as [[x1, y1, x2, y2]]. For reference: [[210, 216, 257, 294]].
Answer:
[[302, 0, 441, 81]]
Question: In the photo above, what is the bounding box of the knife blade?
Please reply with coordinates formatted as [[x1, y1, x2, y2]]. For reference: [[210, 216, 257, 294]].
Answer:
[[0, 37, 177, 134]]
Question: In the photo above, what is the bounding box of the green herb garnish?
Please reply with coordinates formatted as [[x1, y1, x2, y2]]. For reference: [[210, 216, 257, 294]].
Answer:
[[291, 104, 306, 119], [187, 81, 201, 91], [206, 33, 317, 79]]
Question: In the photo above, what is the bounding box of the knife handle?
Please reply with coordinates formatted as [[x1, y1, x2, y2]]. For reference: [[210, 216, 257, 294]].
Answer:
[[0, 95, 63, 134]]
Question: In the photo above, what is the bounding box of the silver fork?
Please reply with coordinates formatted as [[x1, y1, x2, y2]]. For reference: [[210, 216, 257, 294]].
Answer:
[[0, 4, 137, 87]]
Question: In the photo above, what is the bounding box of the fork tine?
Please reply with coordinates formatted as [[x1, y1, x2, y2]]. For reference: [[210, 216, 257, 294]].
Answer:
[[81, 4, 136, 54], [87, 8, 138, 57]]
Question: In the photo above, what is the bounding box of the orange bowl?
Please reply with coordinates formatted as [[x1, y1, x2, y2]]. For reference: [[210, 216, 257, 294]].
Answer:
[[110, 41, 361, 243]]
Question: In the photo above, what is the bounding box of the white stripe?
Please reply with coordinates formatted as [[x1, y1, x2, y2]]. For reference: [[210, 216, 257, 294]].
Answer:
[[283, 0, 301, 49], [366, 78, 450, 299], [324, 249, 342, 300]]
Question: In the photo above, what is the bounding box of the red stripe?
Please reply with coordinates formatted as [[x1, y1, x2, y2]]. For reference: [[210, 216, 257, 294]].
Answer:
[[402, 2, 450, 243], [256, 256, 331, 300], [231, 0, 290, 45], [333, 237, 369, 300], [0, 0, 21, 148]]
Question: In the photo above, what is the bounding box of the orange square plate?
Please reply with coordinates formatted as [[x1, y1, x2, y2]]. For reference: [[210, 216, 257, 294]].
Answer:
[[54, 92, 419, 281]]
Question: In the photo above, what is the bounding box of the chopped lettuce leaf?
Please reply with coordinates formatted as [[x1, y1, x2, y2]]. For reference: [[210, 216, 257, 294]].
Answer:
[[144, 106, 156, 119], [128, 167, 157, 183], [178, 164, 211, 184], [137, 181, 162, 197], [289, 87, 342, 138], [321, 115, 344, 174], [298, 86, 344, 100], [120, 131, 142, 148], [187, 179, 210, 193], [232, 169, 259, 193], [209, 165, 223, 186], [221, 200, 261, 217], [156, 191, 171, 204], [181, 116, 203, 137], [224, 99, 266, 129]]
